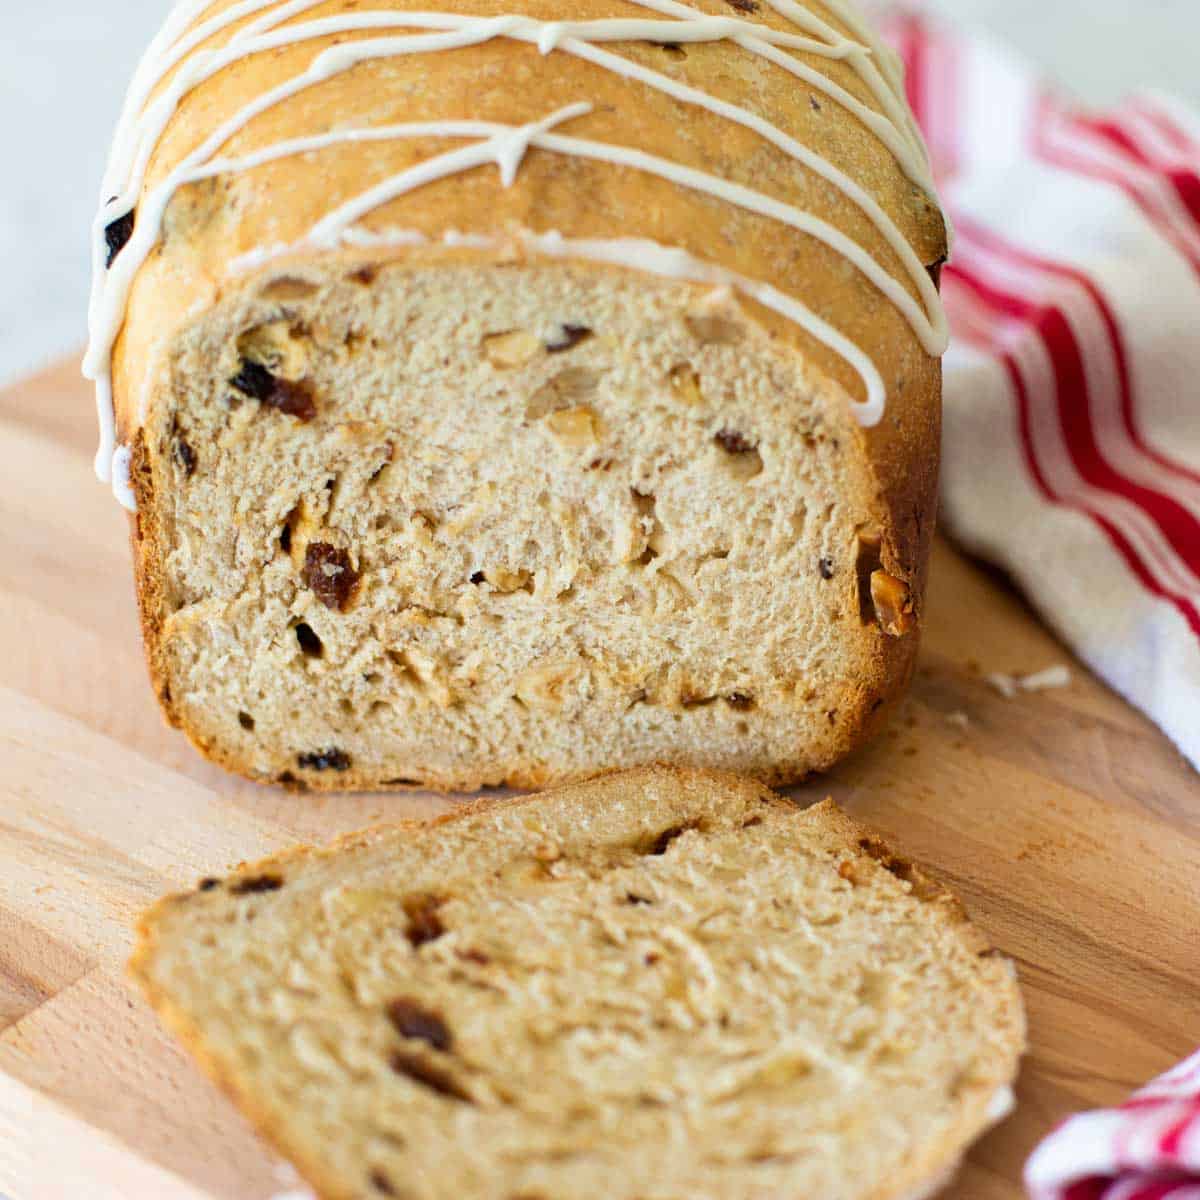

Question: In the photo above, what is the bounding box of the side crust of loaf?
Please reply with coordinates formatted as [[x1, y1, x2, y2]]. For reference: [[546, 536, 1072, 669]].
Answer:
[[131, 767, 1025, 1200]]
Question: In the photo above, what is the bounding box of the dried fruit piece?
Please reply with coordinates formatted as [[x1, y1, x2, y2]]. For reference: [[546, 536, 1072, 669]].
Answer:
[[104, 207, 135, 268], [230, 874, 283, 896], [369, 1168, 397, 1195], [229, 360, 275, 400], [302, 543, 360, 612], [714, 428, 757, 456], [387, 999, 453, 1052], [870, 571, 916, 637], [819, 556, 836, 580], [263, 378, 316, 421], [483, 330, 542, 368], [546, 324, 593, 353], [403, 894, 446, 947], [297, 749, 352, 772], [725, 0, 759, 10], [174, 437, 197, 476], [389, 1051, 471, 1101], [229, 359, 316, 421], [714, 428, 764, 479], [726, 693, 755, 711]]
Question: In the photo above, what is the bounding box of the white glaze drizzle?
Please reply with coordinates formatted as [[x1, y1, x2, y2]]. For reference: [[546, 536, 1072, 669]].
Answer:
[[86, 0, 948, 509], [110, 444, 136, 512], [635, 0, 931, 183], [87, 0, 339, 496], [760, 0, 933, 166]]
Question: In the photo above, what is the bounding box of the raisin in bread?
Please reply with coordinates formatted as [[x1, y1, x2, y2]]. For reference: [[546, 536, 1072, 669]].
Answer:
[[91, 0, 948, 790], [130, 767, 1024, 1200]]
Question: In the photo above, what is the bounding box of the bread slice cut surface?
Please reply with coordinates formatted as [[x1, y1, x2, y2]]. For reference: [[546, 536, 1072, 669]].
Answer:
[[109, 0, 948, 792], [144, 260, 920, 790], [131, 768, 1025, 1200]]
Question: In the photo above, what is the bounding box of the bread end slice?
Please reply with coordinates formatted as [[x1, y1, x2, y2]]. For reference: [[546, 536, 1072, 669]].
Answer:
[[132, 767, 1024, 1200]]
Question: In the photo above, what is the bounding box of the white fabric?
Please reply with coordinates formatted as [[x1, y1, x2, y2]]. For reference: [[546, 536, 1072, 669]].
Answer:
[[885, 11, 1200, 769]]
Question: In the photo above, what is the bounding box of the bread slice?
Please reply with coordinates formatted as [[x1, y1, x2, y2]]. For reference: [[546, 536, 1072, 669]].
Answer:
[[131, 768, 1024, 1200]]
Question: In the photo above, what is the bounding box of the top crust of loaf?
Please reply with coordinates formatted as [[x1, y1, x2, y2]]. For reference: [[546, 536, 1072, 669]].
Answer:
[[114, 0, 944, 590], [131, 767, 1024, 1200]]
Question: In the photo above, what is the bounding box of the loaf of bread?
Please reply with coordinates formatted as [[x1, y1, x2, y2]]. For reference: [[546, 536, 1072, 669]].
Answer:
[[131, 767, 1023, 1200], [86, 0, 948, 790]]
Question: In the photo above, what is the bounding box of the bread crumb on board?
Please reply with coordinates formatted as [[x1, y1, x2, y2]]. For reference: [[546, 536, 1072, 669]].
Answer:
[[986, 665, 1072, 699]]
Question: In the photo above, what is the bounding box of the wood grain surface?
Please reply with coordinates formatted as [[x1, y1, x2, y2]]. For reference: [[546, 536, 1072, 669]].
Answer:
[[2, 358, 1198, 1200]]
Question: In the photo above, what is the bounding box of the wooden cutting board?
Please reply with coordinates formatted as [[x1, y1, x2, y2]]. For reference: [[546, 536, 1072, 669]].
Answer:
[[1, 357, 1198, 1200]]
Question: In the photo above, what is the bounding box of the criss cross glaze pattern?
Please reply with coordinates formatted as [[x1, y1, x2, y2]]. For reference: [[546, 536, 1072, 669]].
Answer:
[[85, 0, 949, 509]]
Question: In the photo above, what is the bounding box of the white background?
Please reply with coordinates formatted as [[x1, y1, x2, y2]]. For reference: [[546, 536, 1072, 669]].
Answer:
[[2, 1, 1198, 386]]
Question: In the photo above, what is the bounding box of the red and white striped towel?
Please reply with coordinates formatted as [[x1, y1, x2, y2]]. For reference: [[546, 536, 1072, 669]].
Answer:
[[878, 8, 1200, 772], [1024, 1050, 1200, 1199], [876, 8, 1200, 1196]]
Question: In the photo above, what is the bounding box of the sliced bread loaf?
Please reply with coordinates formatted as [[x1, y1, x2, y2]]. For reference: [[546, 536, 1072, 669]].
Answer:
[[93, 0, 948, 790], [131, 768, 1024, 1200]]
